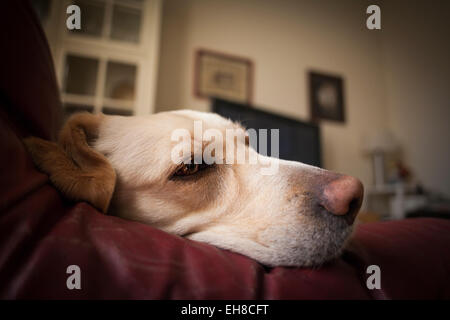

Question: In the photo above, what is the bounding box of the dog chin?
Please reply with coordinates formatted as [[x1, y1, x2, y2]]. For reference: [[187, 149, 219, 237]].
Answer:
[[188, 214, 354, 268], [256, 215, 353, 267]]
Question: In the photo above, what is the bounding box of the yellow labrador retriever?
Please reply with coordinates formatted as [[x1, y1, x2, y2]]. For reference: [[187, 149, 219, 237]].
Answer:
[[23, 110, 363, 267]]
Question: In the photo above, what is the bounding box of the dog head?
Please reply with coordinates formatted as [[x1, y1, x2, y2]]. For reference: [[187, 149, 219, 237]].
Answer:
[[24, 110, 363, 267]]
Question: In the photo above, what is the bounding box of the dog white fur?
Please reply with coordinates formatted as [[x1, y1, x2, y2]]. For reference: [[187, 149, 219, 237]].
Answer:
[[24, 110, 363, 267]]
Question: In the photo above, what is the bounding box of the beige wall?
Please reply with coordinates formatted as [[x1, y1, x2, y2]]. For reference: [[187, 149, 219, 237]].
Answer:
[[155, 0, 449, 197], [381, 0, 450, 197]]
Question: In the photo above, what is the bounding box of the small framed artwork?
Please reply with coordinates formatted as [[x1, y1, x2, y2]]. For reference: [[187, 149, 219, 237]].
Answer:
[[309, 71, 345, 123], [194, 49, 253, 104]]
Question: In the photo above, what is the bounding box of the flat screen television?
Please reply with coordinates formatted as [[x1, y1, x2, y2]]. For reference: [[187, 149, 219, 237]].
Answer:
[[212, 98, 322, 168]]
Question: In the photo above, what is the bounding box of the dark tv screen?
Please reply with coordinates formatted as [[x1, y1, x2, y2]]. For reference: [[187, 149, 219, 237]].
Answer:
[[212, 98, 322, 168]]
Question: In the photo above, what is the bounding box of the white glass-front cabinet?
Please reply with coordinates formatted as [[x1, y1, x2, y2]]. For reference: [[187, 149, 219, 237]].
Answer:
[[31, 0, 162, 117]]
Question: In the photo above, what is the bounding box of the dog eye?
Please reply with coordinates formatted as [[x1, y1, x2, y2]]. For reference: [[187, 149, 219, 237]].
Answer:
[[174, 163, 209, 177], [175, 163, 199, 176]]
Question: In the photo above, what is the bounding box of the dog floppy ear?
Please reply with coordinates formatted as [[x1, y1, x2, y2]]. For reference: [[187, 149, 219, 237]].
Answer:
[[23, 113, 116, 213]]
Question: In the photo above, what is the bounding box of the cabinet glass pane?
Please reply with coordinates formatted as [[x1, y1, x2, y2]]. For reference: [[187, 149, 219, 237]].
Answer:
[[102, 107, 133, 116], [64, 55, 99, 96], [110, 5, 141, 43], [71, 0, 105, 37], [104, 61, 137, 100]]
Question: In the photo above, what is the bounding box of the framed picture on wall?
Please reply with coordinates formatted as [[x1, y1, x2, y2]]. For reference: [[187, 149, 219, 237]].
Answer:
[[194, 49, 253, 104], [309, 71, 345, 123]]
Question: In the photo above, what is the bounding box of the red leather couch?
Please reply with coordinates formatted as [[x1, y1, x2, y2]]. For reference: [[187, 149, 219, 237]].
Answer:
[[1, 1, 449, 299]]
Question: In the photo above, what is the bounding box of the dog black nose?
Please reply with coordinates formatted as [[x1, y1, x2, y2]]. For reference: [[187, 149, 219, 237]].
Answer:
[[320, 175, 364, 225]]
